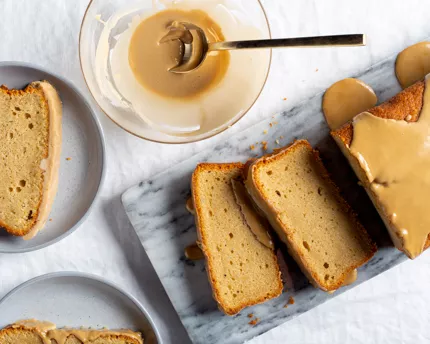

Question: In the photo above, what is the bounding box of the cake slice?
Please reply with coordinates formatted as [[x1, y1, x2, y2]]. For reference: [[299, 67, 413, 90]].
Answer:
[[191, 163, 283, 315], [244, 140, 376, 292], [331, 80, 430, 259], [0, 81, 62, 239], [0, 320, 143, 344]]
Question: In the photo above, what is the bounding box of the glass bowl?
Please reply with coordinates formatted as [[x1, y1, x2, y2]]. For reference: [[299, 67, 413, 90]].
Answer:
[[80, 0, 271, 144]]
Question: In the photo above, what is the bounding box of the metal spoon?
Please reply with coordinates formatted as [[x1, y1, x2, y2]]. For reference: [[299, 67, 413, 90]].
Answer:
[[160, 21, 366, 74]]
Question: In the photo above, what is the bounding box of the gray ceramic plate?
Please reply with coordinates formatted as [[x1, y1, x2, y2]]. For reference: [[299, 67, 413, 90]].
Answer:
[[0, 62, 105, 253], [0, 272, 162, 344]]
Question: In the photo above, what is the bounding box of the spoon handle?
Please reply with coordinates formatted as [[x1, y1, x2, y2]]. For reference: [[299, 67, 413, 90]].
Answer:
[[209, 34, 365, 51]]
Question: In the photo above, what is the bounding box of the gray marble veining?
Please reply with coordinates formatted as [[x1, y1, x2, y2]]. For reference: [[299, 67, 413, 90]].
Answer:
[[122, 53, 407, 344]]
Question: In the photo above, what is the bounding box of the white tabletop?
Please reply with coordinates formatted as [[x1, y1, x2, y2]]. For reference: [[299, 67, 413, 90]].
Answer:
[[1, 1, 430, 343]]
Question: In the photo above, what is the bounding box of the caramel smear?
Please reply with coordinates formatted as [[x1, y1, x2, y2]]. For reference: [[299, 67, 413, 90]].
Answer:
[[129, 9, 229, 99], [349, 74, 430, 259], [231, 178, 274, 250], [396, 42, 430, 89], [185, 242, 204, 260], [322, 78, 377, 130], [186, 197, 195, 214]]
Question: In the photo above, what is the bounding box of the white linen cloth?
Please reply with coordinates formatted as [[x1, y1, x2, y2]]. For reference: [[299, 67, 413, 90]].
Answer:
[[0, 1, 430, 343]]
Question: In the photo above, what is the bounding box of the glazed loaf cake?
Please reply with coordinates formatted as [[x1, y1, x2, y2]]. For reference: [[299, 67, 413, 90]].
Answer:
[[331, 80, 430, 258], [244, 140, 376, 292]]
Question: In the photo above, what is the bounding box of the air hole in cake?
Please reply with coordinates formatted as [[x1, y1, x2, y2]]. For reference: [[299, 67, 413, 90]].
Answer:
[[15, 107, 21, 111], [267, 170, 273, 175], [230, 261, 233, 265], [19, 180, 26, 187], [16, 187, 21, 192], [324, 263, 329, 269], [318, 187, 322, 195], [8, 187, 13, 192], [324, 274, 329, 281], [209, 210, 213, 216], [233, 293, 237, 298], [28, 123, 34, 129], [12, 111, 16, 116], [276, 190, 281, 196], [224, 208, 227, 213], [28, 210, 33, 220], [229, 233, 233, 238], [266, 264, 269, 268], [303, 241, 310, 251], [9, 133, 13, 138], [231, 250, 234, 253], [284, 166, 288, 171], [25, 113, 31, 119]]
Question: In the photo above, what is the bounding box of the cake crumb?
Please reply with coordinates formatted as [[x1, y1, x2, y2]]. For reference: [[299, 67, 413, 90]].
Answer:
[[280, 135, 284, 139], [247, 313, 254, 318], [275, 139, 280, 145], [273, 121, 278, 125], [288, 296, 295, 305], [49, 219, 53, 222], [250, 145, 255, 150], [315, 68, 319, 72], [66, 157, 72, 161], [284, 303, 288, 308], [263, 130, 268, 134], [269, 123, 273, 127], [248, 318, 259, 326], [261, 141, 268, 151], [283, 97, 287, 101]]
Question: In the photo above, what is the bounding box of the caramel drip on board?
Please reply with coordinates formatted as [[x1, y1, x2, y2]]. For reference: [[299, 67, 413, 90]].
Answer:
[[185, 242, 204, 260], [322, 78, 377, 130], [396, 41, 430, 89], [349, 74, 430, 259], [186, 197, 195, 214]]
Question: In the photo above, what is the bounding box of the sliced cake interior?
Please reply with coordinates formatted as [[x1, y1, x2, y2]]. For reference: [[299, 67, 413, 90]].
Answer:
[[245, 140, 376, 291], [0, 81, 62, 238], [192, 163, 283, 315]]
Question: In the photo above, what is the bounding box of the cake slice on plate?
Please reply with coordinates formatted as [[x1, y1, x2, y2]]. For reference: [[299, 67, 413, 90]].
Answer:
[[0, 320, 143, 344], [0, 81, 62, 239]]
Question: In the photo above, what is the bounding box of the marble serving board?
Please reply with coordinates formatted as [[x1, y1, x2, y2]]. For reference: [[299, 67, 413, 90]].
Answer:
[[122, 53, 408, 344]]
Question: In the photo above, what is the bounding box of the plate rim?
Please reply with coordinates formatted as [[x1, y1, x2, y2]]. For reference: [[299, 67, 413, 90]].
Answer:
[[0, 61, 107, 254], [0, 271, 163, 344]]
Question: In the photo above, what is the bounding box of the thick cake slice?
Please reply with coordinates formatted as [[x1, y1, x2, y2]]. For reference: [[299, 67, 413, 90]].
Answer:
[[244, 140, 376, 292], [192, 163, 283, 315], [331, 79, 430, 259], [0, 81, 62, 238], [0, 320, 143, 344]]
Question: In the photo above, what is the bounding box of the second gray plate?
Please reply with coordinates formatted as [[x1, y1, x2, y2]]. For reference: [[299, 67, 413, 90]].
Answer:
[[0, 272, 162, 344]]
